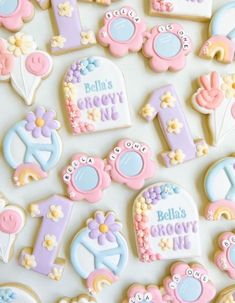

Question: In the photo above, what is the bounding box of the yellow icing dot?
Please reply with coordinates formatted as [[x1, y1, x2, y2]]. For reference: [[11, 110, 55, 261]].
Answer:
[[99, 224, 109, 233], [35, 117, 45, 127], [15, 39, 23, 47], [232, 83, 235, 89]]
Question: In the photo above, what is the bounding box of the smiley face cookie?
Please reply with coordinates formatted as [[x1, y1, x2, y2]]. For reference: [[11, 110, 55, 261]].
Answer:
[[0, 283, 41, 303], [133, 183, 201, 262], [63, 56, 131, 135], [0, 194, 25, 263], [70, 211, 128, 294], [0, 33, 53, 106], [3, 106, 62, 187], [0, 0, 34, 32]]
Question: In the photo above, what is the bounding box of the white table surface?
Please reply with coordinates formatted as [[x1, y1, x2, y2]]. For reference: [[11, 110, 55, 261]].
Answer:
[[1, 0, 235, 302]]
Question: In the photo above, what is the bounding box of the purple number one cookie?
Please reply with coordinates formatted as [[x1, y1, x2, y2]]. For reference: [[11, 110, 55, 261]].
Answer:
[[36, 0, 96, 54], [19, 195, 73, 281], [141, 85, 208, 167]]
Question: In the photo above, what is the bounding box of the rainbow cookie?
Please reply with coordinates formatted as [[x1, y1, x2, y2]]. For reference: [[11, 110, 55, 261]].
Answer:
[[122, 284, 164, 303], [0, 283, 41, 303], [215, 231, 235, 279], [36, 0, 96, 54], [0, 194, 25, 263], [141, 85, 208, 167], [133, 183, 201, 262], [70, 211, 128, 294], [204, 156, 235, 221], [0, 33, 53, 106], [216, 285, 235, 303], [163, 262, 216, 303], [149, 0, 212, 21], [199, 2, 235, 63], [192, 71, 235, 146], [3, 106, 62, 187], [57, 294, 97, 303], [62, 139, 156, 202], [0, 0, 34, 32]]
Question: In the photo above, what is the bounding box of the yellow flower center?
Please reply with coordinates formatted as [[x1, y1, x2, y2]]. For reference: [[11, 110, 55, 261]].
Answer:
[[35, 118, 45, 127], [51, 209, 59, 217], [171, 123, 177, 129], [46, 239, 53, 246], [99, 224, 109, 233], [232, 82, 235, 89], [175, 154, 181, 161], [15, 38, 23, 47], [164, 96, 171, 103]]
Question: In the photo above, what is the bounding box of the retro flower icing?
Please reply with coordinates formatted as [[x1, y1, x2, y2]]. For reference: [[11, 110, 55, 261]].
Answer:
[[0, 34, 53, 106], [88, 212, 121, 245]]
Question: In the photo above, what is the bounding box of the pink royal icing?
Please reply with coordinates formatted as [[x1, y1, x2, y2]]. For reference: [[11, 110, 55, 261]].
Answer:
[[0, 209, 23, 234], [123, 284, 164, 303], [25, 52, 51, 77], [0, 0, 34, 32], [97, 7, 147, 57], [142, 24, 193, 72]]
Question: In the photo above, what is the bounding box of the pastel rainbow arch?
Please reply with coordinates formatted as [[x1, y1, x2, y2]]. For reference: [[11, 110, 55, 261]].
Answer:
[[199, 36, 235, 63], [206, 200, 235, 221], [86, 269, 119, 295], [14, 163, 48, 187]]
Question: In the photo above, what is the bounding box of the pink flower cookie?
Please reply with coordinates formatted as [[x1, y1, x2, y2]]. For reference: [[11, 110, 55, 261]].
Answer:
[[215, 231, 235, 279], [0, 0, 34, 32], [142, 24, 193, 72], [62, 153, 111, 203], [62, 139, 156, 203], [0, 194, 25, 263], [192, 71, 235, 146], [122, 284, 164, 303], [163, 262, 216, 303], [0, 33, 53, 106], [97, 7, 147, 57]]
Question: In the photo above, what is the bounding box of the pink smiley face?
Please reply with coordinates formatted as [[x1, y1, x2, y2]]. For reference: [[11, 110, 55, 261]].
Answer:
[[0, 209, 23, 234], [25, 51, 51, 77], [106, 139, 156, 190], [62, 153, 111, 203]]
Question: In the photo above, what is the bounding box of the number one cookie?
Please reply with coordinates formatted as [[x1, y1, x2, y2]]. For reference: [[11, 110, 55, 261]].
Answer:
[[19, 195, 73, 281], [36, 0, 96, 54], [141, 85, 208, 167]]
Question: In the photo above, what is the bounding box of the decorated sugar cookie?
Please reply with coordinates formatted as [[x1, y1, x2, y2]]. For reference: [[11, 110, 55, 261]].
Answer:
[[0, 0, 34, 32], [192, 71, 235, 146], [0, 283, 41, 303], [70, 211, 128, 294], [36, 0, 96, 54], [199, 2, 235, 64], [204, 156, 235, 221], [122, 284, 164, 303], [63, 56, 131, 135], [214, 231, 235, 279], [163, 262, 216, 303], [141, 85, 208, 167], [62, 139, 155, 202], [0, 194, 25, 263], [81, 0, 118, 4], [133, 183, 201, 262], [216, 285, 235, 303], [19, 195, 73, 281], [149, 0, 212, 21], [143, 24, 192, 72], [3, 106, 62, 187], [0, 33, 53, 106], [97, 7, 147, 57], [58, 294, 97, 303]]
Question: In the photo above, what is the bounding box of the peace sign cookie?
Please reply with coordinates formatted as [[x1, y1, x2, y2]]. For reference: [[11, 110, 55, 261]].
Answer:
[[70, 211, 128, 295], [3, 106, 62, 187]]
